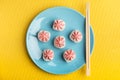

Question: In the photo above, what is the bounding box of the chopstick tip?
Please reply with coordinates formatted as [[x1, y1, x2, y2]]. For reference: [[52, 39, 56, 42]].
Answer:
[[86, 2, 90, 9], [86, 70, 90, 76]]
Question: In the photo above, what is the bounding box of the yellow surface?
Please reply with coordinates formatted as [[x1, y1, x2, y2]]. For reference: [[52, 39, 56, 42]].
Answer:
[[0, 0, 120, 80]]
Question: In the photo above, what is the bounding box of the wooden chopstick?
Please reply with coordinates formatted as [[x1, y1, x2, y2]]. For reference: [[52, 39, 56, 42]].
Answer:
[[86, 3, 90, 76]]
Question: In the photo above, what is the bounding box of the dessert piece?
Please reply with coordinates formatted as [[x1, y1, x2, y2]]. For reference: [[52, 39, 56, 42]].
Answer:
[[54, 36, 65, 48], [70, 30, 82, 43], [53, 19, 65, 31], [42, 49, 54, 61], [63, 49, 76, 62], [38, 30, 50, 42]]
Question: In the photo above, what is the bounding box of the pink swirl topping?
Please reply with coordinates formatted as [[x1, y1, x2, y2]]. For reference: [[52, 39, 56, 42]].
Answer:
[[54, 36, 65, 48], [63, 49, 76, 62], [38, 30, 50, 42], [70, 30, 82, 43], [53, 19, 65, 31], [43, 49, 54, 61]]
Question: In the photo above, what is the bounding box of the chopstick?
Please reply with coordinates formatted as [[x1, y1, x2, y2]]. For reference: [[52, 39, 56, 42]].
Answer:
[[86, 3, 90, 76]]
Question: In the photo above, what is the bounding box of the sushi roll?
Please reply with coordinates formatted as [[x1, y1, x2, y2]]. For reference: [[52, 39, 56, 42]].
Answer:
[[38, 30, 50, 42], [54, 36, 65, 48], [53, 19, 65, 31], [43, 49, 54, 61], [63, 49, 76, 62], [70, 30, 82, 43]]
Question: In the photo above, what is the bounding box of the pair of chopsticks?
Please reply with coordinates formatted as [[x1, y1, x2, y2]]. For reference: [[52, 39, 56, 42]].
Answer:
[[86, 3, 90, 76]]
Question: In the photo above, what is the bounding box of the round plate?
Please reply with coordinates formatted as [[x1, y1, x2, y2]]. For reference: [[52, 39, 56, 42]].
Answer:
[[26, 7, 94, 74]]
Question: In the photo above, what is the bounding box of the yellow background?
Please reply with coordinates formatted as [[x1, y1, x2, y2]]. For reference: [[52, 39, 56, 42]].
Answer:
[[0, 0, 120, 80]]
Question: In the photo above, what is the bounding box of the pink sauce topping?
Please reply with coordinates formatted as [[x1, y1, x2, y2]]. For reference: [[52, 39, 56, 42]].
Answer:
[[53, 19, 65, 31], [43, 49, 54, 61], [70, 30, 82, 43], [63, 49, 76, 62], [38, 30, 50, 42], [54, 36, 65, 48]]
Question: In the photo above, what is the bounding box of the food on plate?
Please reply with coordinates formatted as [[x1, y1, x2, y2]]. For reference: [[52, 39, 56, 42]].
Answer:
[[43, 49, 54, 61], [53, 19, 65, 31], [38, 30, 50, 42], [70, 30, 82, 43], [54, 36, 65, 48], [63, 49, 76, 62]]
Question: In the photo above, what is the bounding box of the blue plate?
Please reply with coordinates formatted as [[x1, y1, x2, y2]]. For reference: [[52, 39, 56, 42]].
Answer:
[[26, 7, 94, 74]]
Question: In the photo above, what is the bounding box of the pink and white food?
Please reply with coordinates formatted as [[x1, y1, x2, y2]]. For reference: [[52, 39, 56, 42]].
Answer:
[[63, 49, 76, 62], [38, 30, 50, 42], [53, 19, 65, 31], [43, 49, 54, 61], [70, 30, 82, 43], [54, 36, 65, 48]]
